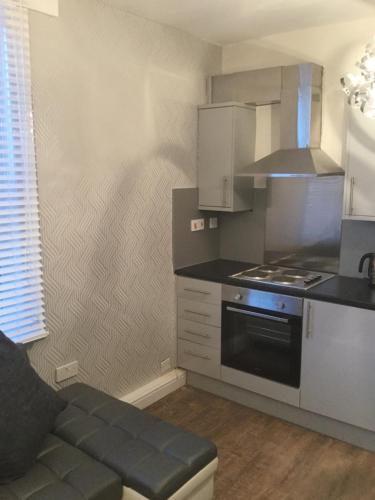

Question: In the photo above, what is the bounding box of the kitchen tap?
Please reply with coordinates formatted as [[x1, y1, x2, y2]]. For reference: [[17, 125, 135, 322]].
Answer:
[[358, 253, 375, 288]]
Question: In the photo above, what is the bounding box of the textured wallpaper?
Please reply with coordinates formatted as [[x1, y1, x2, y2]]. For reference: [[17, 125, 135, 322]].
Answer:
[[27, 0, 222, 396]]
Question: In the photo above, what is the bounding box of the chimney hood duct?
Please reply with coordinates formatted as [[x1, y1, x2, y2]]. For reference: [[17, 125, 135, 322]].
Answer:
[[240, 63, 344, 178]]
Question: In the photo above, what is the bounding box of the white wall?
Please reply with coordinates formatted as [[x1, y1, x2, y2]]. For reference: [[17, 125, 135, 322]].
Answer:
[[222, 17, 375, 166], [28, 0, 221, 396]]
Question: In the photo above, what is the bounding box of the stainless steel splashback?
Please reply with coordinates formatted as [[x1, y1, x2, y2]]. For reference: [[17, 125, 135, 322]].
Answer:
[[264, 176, 344, 273]]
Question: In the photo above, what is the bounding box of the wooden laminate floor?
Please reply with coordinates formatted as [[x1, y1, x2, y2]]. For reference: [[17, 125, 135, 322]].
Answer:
[[147, 386, 375, 500]]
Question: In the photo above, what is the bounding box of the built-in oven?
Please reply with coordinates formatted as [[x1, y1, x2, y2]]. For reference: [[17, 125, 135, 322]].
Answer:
[[222, 285, 303, 388]]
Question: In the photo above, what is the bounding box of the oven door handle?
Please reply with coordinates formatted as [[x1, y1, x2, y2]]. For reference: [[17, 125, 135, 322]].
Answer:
[[226, 306, 289, 324]]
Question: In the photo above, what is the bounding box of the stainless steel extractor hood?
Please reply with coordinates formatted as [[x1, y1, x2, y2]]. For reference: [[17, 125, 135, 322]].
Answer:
[[239, 63, 344, 178]]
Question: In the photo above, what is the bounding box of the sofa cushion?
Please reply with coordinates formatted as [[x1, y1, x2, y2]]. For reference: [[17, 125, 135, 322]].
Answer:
[[0, 332, 67, 484], [55, 383, 217, 500], [0, 434, 122, 500]]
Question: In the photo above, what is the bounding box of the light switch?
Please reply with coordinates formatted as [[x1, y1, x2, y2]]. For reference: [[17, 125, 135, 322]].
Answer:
[[191, 218, 205, 231], [209, 217, 218, 229]]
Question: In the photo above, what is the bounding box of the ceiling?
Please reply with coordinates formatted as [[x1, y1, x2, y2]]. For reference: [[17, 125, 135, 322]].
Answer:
[[102, 0, 375, 45]]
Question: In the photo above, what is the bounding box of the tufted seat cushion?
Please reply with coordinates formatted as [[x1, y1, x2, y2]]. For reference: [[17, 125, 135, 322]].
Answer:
[[0, 434, 122, 500], [55, 383, 217, 500]]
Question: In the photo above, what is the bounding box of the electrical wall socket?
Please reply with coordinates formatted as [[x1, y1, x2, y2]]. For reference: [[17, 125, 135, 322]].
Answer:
[[56, 361, 79, 383], [160, 358, 171, 374], [190, 218, 205, 231]]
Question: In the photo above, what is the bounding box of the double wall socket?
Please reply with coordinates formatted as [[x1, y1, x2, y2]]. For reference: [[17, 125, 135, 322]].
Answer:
[[190, 218, 205, 231], [190, 217, 218, 231], [56, 361, 79, 383]]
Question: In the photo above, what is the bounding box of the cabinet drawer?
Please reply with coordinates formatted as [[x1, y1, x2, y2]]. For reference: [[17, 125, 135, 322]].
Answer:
[[178, 318, 221, 349], [178, 339, 220, 379], [176, 277, 221, 305], [177, 298, 221, 327]]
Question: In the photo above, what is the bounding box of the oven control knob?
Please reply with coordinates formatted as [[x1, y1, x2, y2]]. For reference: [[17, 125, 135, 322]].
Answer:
[[234, 293, 243, 301], [278, 302, 286, 310]]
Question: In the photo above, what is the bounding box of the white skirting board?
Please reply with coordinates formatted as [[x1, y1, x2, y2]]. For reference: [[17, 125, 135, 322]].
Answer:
[[120, 369, 186, 409]]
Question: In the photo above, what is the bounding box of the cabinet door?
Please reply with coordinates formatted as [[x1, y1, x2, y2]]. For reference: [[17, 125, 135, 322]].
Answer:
[[178, 339, 220, 379], [344, 109, 375, 219], [301, 299, 375, 431], [177, 298, 221, 328], [176, 277, 221, 305], [198, 107, 233, 209]]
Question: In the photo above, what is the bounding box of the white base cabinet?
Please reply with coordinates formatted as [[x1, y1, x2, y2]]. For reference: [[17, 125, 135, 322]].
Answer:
[[176, 277, 221, 380], [176, 278, 375, 435], [301, 299, 375, 432], [178, 340, 221, 380]]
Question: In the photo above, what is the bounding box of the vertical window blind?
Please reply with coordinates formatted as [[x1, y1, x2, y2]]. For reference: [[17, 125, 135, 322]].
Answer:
[[0, 0, 46, 343]]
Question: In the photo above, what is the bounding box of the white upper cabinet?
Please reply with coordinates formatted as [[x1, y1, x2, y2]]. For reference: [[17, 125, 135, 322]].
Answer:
[[343, 109, 375, 220], [301, 299, 375, 432], [198, 103, 255, 212]]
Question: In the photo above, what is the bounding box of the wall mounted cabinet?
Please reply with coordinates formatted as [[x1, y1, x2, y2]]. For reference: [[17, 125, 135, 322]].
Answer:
[[343, 109, 375, 220], [301, 299, 375, 432], [198, 102, 255, 212]]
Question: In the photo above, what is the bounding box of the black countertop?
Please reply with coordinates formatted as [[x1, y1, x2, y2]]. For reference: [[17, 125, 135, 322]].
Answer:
[[175, 259, 375, 311]]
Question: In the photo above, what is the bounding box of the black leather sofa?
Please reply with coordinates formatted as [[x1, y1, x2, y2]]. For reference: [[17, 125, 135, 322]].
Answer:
[[0, 383, 218, 500]]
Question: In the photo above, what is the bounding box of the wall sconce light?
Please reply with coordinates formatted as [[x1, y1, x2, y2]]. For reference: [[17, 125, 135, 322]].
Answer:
[[341, 36, 375, 118]]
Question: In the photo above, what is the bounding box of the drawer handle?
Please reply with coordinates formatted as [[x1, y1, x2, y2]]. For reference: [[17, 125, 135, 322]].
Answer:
[[223, 176, 229, 207], [184, 309, 211, 318], [185, 350, 210, 361], [184, 329, 211, 339], [184, 288, 211, 295]]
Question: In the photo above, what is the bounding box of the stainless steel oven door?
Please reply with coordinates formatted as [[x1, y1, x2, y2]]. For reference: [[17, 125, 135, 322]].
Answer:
[[221, 301, 302, 388]]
